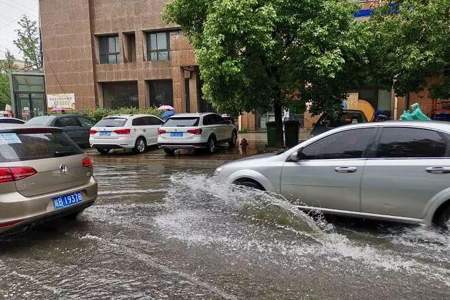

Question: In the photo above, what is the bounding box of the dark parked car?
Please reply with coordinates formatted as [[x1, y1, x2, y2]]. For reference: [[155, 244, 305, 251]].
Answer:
[[311, 109, 368, 136], [26, 115, 94, 148]]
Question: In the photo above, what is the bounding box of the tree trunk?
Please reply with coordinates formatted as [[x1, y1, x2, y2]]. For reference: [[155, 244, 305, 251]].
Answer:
[[273, 100, 284, 148]]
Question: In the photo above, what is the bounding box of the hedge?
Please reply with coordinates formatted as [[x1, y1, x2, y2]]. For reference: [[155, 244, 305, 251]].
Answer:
[[56, 107, 163, 123]]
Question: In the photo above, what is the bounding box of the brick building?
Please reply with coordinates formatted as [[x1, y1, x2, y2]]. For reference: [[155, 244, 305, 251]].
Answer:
[[39, 0, 210, 114]]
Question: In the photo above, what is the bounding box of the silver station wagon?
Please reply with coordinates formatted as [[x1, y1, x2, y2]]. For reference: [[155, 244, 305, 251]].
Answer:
[[215, 121, 450, 228], [0, 126, 97, 234]]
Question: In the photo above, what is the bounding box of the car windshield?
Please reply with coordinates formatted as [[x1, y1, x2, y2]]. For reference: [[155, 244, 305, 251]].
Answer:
[[0, 129, 82, 162], [164, 117, 199, 127], [26, 116, 53, 125], [96, 117, 127, 127]]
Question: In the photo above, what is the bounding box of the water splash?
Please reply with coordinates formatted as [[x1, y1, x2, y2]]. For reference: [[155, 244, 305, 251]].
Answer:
[[155, 173, 450, 286]]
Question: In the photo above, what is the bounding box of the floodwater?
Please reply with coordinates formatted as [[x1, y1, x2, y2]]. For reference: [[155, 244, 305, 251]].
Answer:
[[0, 155, 449, 299]]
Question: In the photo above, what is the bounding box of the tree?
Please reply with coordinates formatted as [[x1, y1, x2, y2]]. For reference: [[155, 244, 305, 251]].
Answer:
[[14, 15, 42, 71], [367, 0, 450, 99], [165, 0, 367, 146], [0, 50, 18, 110]]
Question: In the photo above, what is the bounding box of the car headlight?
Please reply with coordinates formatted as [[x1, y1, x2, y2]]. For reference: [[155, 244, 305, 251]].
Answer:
[[214, 166, 223, 176]]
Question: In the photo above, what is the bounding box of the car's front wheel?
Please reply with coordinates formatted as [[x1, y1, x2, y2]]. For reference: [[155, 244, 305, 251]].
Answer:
[[96, 148, 111, 155], [133, 137, 147, 154], [207, 136, 217, 154], [434, 204, 450, 229]]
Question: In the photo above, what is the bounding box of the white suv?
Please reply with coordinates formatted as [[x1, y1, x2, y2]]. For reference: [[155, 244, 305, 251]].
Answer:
[[158, 113, 237, 155], [90, 114, 163, 154]]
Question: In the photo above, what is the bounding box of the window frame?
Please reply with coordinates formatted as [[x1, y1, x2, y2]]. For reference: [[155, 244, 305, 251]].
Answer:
[[299, 127, 379, 161], [147, 31, 170, 61], [99, 35, 120, 64], [371, 126, 450, 160]]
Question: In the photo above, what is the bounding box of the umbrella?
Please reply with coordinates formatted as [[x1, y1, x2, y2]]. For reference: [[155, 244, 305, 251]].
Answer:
[[158, 105, 174, 111]]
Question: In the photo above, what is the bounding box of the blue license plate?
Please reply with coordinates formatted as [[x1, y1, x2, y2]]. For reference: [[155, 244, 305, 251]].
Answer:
[[53, 192, 83, 209], [100, 131, 111, 137], [170, 132, 183, 137]]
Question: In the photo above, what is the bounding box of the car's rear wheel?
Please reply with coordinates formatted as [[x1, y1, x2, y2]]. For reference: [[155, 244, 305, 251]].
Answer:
[[97, 148, 111, 155], [228, 131, 237, 148], [434, 204, 450, 229], [133, 137, 147, 154], [207, 136, 217, 154], [164, 148, 175, 156]]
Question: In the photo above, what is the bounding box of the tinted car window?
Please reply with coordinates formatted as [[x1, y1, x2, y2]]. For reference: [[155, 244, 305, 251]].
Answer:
[[301, 128, 377, 160], [164, 117, 199, 127], [0, 130, 82, 162], [145, 117, 163, 125], [54, 117, 80, 127], [132, 118, 145, 126], [96, 117, 128, 127], [0, 119, 24, 124], [376, 127, 447, 158], [78, 117, 94, 127]]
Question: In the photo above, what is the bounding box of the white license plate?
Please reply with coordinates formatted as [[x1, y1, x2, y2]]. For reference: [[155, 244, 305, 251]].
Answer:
[[100, 131, 111, 137]]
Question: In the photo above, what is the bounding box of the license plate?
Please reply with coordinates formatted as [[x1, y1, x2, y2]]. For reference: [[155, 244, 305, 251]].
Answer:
[[100, 131, 111, 137], [170, 132, 183, 137], [53, 192, 83, 209]]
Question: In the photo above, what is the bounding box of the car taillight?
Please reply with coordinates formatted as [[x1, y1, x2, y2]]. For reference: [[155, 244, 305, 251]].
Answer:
[[0, 167, 37, 184], [187, 128, 203, 135], [114, 129, 131, 135], [158, 128, 167, 135], [82, 157, 93, 168], [90, 129, 97, 135]]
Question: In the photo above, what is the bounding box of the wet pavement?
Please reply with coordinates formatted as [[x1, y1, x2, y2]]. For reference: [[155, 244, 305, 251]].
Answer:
[[0, 143, 449, 299]]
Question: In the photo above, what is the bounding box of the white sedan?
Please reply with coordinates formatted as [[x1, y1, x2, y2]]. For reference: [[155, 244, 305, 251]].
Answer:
[[90, 114, 164, 154], [158, 113, 237, 155]]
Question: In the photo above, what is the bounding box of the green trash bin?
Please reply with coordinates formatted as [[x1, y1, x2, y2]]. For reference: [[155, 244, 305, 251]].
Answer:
[[284, 120, 299, 148], [266, 121, 279, 147]]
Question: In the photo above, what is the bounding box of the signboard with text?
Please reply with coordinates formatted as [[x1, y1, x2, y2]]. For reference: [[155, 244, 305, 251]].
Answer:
[[47, 93, 75, 110]]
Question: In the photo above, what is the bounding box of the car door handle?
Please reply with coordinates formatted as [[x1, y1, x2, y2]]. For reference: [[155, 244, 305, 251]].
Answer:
[[335, 167, 358, 174], [426, 167, 450, 174]]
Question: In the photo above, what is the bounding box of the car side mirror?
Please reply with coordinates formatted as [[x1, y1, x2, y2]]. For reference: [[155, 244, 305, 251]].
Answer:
[[287, 148, 306, 162]]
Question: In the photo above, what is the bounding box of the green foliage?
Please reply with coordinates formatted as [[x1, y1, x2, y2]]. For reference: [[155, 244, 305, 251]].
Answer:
[[366, 0, 450, 98], [164, 0, 365, 117], [0, 50, 18, 109], [78, 107, 162, 123], [14, 15, 42, 71]]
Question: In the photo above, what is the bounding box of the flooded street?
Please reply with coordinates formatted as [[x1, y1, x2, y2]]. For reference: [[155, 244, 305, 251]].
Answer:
[[0, 153, 449, 299]]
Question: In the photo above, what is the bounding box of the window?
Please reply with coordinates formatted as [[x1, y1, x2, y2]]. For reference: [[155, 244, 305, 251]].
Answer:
[[96, 117, 128, 127], [102, 81, 139, 109], [376, 128, 447, 158], [204, 114, 224, 125], [132, 118, 145, 126], [0, 130, 82, 162], [54, 117, 80, 127], [301, 128, 377, 160], [317, 111, 367, 128], [99, 35, 120, 64], [147, 32, 170, 61], [78, 117, 94, 128], [163, 117, 199, 127], [149, 80, 173, 107], [144, 117, 163, 125]]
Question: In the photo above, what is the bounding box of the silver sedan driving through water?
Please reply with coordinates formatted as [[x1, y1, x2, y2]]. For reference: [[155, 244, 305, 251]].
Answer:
[[215, 121, 450, 228]]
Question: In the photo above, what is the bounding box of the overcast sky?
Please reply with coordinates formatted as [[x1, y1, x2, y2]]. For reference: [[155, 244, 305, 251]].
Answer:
[[0, 0, 39, 59]]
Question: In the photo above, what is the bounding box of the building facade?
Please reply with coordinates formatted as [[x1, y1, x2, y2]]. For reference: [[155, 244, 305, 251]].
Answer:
[[40, 0, 207, 113]]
